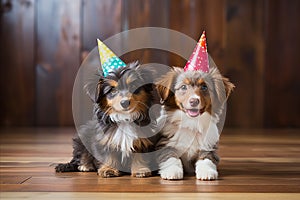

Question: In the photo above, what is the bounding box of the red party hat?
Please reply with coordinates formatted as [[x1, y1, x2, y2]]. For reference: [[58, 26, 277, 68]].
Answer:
[[184, 31, 209, 73]]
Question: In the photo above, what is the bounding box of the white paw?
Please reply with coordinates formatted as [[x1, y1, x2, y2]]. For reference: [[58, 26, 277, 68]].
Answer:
[[195, 159, 218, 180], [159, 157, 183, 180], [78, 164, 94, 172]]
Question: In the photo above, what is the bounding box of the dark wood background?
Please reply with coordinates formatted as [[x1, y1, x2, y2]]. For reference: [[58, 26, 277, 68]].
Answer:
[[0, 0, 299, 128]]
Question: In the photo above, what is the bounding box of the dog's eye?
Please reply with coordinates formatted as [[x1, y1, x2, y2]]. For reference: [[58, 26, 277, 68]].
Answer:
[[180, 85, 187, 91], [201, 84, 208, 92], [110, 88, 119, 95]]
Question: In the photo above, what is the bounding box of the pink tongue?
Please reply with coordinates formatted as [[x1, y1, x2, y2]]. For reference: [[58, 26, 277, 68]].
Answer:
[[187, 109, 200, 117]]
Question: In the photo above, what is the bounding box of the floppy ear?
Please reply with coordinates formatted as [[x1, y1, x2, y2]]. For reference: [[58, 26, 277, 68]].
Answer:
[[208, 67, 235, 104], [95, 78, 104, 104], [222, 76, 235, 98], [156, 67, 181, 102], [206, 67, 235, 119]]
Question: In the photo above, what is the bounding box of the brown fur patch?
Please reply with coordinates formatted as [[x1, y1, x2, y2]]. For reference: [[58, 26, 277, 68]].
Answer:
[[183, 78, 191, 85], [133, 138, 153, 153], [125, 74, 136, 85], [196, 78, 205, 87], [132, 90, 149, 114], [98, 165, 120, 178], [200, 92, 212, 114], [107, 80, 118, 88], [156, 70, 178, 102], [156, 70, 179, 110]]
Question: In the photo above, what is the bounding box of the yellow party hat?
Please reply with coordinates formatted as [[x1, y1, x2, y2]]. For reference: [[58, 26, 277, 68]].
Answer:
[[97, 39, 126, 77]]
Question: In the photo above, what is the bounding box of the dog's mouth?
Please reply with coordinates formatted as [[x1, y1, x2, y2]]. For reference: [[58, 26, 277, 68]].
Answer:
[[109, 108, 141, 123], [115, 105, 138, 114], [121, 108, 131, 112], [185, 108, 205, 118]]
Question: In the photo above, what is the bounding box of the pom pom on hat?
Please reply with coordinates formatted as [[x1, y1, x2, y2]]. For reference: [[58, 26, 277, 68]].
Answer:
[[97, 39, 126, 77]]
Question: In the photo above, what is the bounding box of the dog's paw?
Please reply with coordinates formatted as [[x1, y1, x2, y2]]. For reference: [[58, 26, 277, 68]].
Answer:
[[195, 159, 218, 181], [159, 157, 183, 180], [98, 166, 120, 178], [132, 167, 152, 178], [55, 163, 78, 172], [78, 164, 95, 172]]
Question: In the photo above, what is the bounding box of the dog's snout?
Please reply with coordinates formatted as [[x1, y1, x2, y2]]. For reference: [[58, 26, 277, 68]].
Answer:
[[189, 98, 200, 107], [120, 99, 130, 109]]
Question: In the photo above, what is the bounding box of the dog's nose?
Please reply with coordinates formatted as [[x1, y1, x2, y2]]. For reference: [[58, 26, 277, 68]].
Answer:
[[189, 98, 200, 107], [120, 99, 130, 109]]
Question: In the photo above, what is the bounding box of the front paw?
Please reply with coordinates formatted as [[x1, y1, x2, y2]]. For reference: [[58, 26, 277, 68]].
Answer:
[[195, 159, 218, 180], [132, 167, 152, 178], [159, 157, 183, 180], [55, 163, 78, 172], [98, 166, 120, 178], [78, 164, 95, 172]]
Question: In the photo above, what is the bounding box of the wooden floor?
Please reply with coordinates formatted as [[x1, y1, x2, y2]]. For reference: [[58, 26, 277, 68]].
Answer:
[[0, 128, 299, 199]]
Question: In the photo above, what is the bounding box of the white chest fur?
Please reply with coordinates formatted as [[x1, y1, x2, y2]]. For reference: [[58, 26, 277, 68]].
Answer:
[[111, 122, 138, 153], [163, 110, 220, 159], [98, 122, 139, 159]]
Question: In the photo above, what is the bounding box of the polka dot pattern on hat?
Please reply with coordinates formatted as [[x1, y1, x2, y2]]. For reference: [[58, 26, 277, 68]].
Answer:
[[101, 56, 126, 77], [97, 39, 126, 77]]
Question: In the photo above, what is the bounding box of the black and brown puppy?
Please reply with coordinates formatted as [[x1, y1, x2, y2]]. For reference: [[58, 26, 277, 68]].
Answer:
[[56, 62, 159, 178]]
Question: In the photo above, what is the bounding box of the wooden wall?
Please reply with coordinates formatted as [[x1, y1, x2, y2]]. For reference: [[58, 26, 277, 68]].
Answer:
[[0, 0, 299, 128]]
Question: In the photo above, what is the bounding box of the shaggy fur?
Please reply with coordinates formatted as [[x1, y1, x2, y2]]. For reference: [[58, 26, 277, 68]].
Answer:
[[55, 62, 159, 178], [156, 65, 234, 180]]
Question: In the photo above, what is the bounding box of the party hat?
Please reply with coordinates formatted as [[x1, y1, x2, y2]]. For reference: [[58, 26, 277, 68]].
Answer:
[[97, 39, 126, 77], [184, 31, 209, 73]]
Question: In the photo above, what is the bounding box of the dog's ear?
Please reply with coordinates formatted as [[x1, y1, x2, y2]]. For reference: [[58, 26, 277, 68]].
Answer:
[[207, 67, 235, 117], [156, 67, 182, 102], [95, 78, 104, 103], [222, 76, 235, 98], [208, 67, 235, 103]]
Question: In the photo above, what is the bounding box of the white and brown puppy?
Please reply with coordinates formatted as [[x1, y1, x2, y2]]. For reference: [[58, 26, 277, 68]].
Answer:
[[156, 64, 234, 180]]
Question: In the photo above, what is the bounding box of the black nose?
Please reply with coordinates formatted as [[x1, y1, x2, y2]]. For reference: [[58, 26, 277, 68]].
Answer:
[[120, 99, 130, 109], [189, 98, 200, 107]]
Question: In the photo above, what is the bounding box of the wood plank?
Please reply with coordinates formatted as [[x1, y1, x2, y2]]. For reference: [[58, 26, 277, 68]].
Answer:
[[0, 176, 31, 184], [169, 0, 225, 67], [82, 0, 122, 53], [0, 0, 35, 126], [121, 0, 169, 65], [36, 0, 81, 126], [1, 183, 299, 193], [76, 0, 123, 127], [264, 0, 300, 127], [224, 0, 265, 128], [1, 193, 299, 200]]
